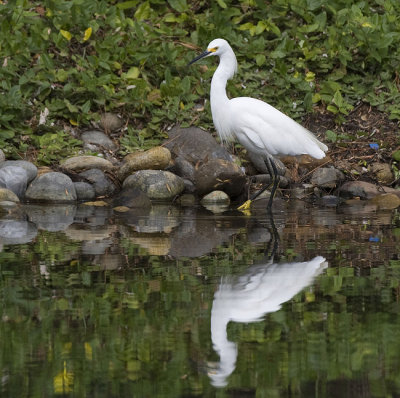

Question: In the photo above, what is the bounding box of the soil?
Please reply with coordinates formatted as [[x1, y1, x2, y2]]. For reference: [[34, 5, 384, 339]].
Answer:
[[302, 103, 400, 186]]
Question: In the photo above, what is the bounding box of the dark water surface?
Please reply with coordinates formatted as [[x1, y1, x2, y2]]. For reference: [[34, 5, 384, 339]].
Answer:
[[1, 200, 400, 397]]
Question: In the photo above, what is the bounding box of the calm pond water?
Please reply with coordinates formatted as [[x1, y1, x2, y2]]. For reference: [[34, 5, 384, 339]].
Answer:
[[1, 199, 400, 397]]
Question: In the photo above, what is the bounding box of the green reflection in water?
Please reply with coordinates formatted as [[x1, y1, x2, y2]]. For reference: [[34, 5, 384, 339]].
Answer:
[[0, 203, 399, 397]]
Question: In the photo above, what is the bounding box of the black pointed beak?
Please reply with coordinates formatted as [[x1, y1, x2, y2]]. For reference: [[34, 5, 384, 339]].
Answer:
[[188, 50, 212, 66]]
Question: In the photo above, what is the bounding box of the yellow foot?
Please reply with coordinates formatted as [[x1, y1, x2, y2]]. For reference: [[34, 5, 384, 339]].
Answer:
[[237, 200, 252, 211]]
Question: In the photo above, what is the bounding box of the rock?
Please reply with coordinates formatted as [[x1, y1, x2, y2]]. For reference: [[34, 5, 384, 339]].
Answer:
[[81, 130, 118, 152], [0, 188, 20, 203], [25, 204, 76, 232], [370, 193, 400, 209], [0, 149, 5, 163], [0, 166, 27, 198], [74, 182, 96, 201], [61, 156, 115, 173], [79, 169, 117, 198], [318, 195, 343, 207], [291, 184, 315, 200], [25, 172, 77, 202], [310, 167, 345, 188], [99, 112, 124, 133], [337, 181, 398, 199], [194, 159, 246, 196], [164, 126, 232, 165], [201, 190, 231, 204], [119, 146, 171, 181], [0, 160, 37, 183], [112, 187, 152, 208], [370, 163, 393, 185], [123, 170, 185, 200], [168, 156, 196, 182], [247, 152, 287, 176]]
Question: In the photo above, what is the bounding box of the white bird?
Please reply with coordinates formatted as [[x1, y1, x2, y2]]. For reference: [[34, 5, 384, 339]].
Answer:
[[189, 38, 328, 211], [209, 255, 328, 387]]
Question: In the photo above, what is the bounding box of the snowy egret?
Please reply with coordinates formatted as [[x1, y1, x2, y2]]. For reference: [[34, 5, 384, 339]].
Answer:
[[189, 38, 328, 211]]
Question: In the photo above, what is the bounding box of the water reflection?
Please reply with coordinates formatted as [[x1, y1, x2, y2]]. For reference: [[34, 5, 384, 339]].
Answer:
[[209, 255, 327, 387], [209, 214, 328, 387]]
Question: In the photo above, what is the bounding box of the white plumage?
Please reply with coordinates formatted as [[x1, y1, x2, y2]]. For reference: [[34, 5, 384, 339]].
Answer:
[[189, 38, 328, 210], [208, 256, 328, 387]]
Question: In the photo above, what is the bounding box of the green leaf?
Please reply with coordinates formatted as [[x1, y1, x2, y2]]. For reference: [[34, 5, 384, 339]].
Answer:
[[216, 0, 227, 9], [167, 0, 188, 13]]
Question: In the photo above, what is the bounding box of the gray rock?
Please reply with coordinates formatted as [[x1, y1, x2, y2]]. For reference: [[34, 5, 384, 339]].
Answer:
[[81, 130, 118, 151], [61, 156, 115, 173], [0, 188, 20, 203], [79, 169, 117, 197], [123, 170, 185, 200], [194, 159, 246, 197], [168, 155, 196, 182], [119, 146, 171, 181], [0, 166, 28, 198], [201, 190, 231, 204], [0, 149, 5, 163], [164, 126, 232, 165], [25, 204, 76, 231], [113, 187, 151, 208], [25, 172, 77, 202], [0, 160, 37, 183], [247, 152, 287, 176], [311, 167, 345, 188], [337, 180, 398, 199], [74, 182, 96, 201], [318, 195, 343, 207]]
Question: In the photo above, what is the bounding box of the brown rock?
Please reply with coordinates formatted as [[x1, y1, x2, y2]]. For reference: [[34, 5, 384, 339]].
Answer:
[[370, 162, 393, 185], [119, 147, 171, 181]]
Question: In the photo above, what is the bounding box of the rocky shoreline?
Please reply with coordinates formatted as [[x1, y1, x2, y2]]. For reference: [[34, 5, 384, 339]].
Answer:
[[1, 116, 399, 213]]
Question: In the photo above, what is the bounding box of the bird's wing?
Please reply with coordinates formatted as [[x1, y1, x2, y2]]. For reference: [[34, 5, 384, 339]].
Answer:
[[229, 97, 327, 158]]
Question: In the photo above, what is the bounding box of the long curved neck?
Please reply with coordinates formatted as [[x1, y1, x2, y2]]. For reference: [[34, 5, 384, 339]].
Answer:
[[210, 49, 237, 108]]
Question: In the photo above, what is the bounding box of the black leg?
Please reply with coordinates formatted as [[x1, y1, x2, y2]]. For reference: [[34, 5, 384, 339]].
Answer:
[[238, 156, 280, 212], [266, 157, 280, 212]]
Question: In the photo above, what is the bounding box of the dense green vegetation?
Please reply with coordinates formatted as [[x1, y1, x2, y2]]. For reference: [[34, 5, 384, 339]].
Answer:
[[1, 0, 400, 163]]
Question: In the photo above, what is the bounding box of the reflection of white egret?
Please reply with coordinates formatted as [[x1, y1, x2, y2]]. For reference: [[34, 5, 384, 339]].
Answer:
[[209, 256, 327, 387]]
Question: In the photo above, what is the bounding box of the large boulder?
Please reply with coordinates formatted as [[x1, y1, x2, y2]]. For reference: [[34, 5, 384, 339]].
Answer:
[[164, 127, 246, 196], [0, 166, 28, 198], [25, 172, 77, 202], [0, 160, 37, 183], [194, 159, 246, 197], [123, 170, 185, 200]]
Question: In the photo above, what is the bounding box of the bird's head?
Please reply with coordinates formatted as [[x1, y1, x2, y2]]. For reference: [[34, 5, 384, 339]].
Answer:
[[188, 38, 230, 65]]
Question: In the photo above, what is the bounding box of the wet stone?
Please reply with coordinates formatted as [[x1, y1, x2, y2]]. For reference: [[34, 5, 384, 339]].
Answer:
[[370, 193, 400, 210], [79, 169, 117, 198], [25, 172, 77, 202], [311, 167, 345, 189], [119, 146, 171, 181], [112, 187, 151, 209], [0, 166, 28, 199], [74, 182, 96, 201], [123, 170, 185, 201], [201, 190, 231, 204], [0, 160, 37, 183], [0, 188, 20, 203], [61, 156, 115, 173]]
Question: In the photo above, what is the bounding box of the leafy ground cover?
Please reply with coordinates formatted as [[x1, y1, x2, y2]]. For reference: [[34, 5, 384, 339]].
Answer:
[[0, 0, 399, 168]]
